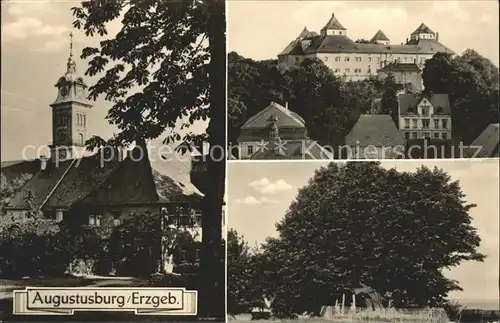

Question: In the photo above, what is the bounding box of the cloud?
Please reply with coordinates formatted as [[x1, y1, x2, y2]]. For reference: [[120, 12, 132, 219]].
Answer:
[[248, 177, 293, 194], [2, 2, 69, 45], [432, 1, 469, 22], [234, 196, 280, 206]]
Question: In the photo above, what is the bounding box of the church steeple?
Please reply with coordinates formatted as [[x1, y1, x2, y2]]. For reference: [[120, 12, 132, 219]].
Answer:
[[66, 32, 77, 75], [49, 32, 93, 161]]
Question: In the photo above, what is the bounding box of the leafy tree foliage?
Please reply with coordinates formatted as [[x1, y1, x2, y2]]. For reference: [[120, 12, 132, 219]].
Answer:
[[0, 174, 32, 217], [257, 162, 485, 315], [380, 72, 400, 122], [227, 229, 264, 314], [228, 52, 401, 149], [72, 0, 225, 317], [422, 50, 499, 144]]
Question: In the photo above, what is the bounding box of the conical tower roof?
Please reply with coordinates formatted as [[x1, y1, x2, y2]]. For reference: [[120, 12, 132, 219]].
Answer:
[[370, 29, 390, 42], [411, 23, 434, 35], [322, 13, 346, 30]]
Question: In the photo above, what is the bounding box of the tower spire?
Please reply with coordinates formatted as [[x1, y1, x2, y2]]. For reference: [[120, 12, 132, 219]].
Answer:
[[66, 32, 76, 74]]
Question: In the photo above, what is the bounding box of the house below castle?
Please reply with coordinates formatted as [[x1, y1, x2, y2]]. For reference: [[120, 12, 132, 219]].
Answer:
[[234, 102, 332, 160]]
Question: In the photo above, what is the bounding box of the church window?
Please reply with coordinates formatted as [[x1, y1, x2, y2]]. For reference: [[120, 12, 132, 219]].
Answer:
[[55, 210, 64, 222], [442, 119, 448, 129], [180, 250, 188, 262]]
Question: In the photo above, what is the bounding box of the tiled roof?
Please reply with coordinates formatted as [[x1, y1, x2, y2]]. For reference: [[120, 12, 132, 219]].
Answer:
[[322, 13, 346, 30], [345, 115, 404, 147], [469, 124, 500, 158], [1, 159, 40, 183], [378, 63, 421, 73], [6, 142, 202, 210], [300, 36, 453, 55], [370, 30, 390, 42], [249, 139, 333, 160], [297, 27, 318, 40], [241, 102, 306, 130], [398, 93, 451, 115], [411, 23, 434, 35], [278, 40, 305, 56]]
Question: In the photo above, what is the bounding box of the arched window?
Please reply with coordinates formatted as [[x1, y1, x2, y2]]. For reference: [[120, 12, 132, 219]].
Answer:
[[78, 133, 84, 145]]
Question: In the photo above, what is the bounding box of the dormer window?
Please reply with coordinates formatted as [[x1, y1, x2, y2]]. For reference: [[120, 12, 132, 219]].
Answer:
[[436, 107, 443, 114]]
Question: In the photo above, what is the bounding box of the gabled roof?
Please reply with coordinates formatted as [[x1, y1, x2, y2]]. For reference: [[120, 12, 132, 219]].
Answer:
[[398, 93, 451, 115], [297, 27, 318, 39], [469, 124, 500, 158], [378, 63, 422, 73], [249, 139, 333, 160], [322, 13, 346, 30], [411, 23, 434, 35], [370, 30, 390, 42], [240, 102, 306, 130], [6, 143, 203, 211], [345, 115, 404, 147], [1, 159, 40, 183]]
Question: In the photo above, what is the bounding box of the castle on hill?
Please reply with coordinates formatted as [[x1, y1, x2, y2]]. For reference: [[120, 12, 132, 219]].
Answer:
[[278, 13, 455, 82]]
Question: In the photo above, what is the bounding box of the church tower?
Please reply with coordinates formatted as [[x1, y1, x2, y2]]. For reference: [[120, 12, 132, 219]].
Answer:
[[49, 32, 93, 161]]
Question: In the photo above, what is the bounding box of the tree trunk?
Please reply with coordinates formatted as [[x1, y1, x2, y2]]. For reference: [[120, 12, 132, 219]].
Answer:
[[199, 0, 226, 319]]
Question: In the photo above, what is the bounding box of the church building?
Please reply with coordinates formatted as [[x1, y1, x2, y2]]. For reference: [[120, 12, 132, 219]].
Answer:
[[0, 34, 212, 272]]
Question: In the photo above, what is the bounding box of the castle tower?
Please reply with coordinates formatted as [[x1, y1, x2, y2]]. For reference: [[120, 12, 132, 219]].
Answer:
[[370, 30, 390, 45], [49, 32, 93, 161], [320, 13, 347, 36], [410, 23, 435, 41]]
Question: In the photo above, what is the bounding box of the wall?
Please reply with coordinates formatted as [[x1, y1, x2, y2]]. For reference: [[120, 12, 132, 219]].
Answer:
[[378, 71, 423, 91]]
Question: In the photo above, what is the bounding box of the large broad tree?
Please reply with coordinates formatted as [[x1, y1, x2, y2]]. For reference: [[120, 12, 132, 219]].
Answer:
[[227, 229, 264, 314], [422, 50, 499, 144], [72, 0, 226, 318], [260, 162, 485, 315], [227, 55, 353, 148]]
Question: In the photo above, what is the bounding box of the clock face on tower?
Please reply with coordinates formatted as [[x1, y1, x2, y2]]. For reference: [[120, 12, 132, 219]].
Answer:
[[60, 85, 69, 97]]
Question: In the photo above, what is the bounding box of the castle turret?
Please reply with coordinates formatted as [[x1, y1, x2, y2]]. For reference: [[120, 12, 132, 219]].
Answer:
[[370, 29, 390, 45], [320, 13, 347, 36], [410, 23, 435, 41]]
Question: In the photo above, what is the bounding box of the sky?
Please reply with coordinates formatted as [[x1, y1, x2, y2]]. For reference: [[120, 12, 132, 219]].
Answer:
[[1, 1, 207, 161], [227, 159, 500, 303], [228, 0, 499, 66]]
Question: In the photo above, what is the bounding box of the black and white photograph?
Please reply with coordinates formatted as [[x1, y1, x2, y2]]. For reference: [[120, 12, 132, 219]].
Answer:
[[227, 0, 499, 160], [227, 159, 499, 322], [1, 0, 226, 321]]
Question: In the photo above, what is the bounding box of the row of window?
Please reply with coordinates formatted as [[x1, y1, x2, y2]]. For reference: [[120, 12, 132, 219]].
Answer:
[[334, 68, 370, 74], [328, 56, 426, 64], [77, 113, 86, 127], [404, 132, 449, 140], [403, 118, 449, 129], [88, 213, 202, 228]]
